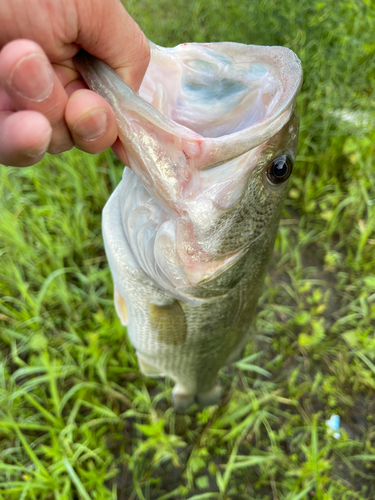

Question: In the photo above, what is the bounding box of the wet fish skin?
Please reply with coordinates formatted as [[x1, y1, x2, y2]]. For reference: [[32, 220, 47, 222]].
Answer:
[[75, 42, 302, 411]]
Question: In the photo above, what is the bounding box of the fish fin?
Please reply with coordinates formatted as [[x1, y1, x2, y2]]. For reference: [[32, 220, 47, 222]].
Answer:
[[196, 384, 222, 407], [137, 353, 165, 377], [223, 334, 249, 365], [148, 300, 187, 346], [172, 384, 196, 413], [114, 287, 128, 326]]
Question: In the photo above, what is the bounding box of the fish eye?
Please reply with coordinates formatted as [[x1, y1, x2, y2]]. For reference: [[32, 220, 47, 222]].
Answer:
[[266, 155, 293, 185]]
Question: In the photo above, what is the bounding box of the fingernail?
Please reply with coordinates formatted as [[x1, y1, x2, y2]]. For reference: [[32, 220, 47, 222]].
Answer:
[[25, 134, 51, 159], [72, 109, 108, 141], [10, 54, 54, 102]]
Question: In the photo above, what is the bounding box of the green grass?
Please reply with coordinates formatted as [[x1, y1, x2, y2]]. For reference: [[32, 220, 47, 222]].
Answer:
[[1, 0, 375, 498]]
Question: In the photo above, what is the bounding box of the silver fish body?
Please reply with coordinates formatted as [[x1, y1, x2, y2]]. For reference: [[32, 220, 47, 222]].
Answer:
[[75, 42, 302, 411]]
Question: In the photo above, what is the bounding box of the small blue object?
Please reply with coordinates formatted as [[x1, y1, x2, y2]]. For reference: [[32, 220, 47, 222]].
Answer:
[[326, 414, 340, 439]]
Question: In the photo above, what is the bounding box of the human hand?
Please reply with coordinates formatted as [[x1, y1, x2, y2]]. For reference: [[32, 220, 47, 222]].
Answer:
[[0, 0, 149, 167]]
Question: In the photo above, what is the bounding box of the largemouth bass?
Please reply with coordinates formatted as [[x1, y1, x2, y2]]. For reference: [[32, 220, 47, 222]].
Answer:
[[75, 41, 302, 411]]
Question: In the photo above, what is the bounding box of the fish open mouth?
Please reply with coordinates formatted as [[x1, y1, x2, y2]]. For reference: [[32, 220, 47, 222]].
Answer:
[[140, 42, 297, 139], [76, 43, 302, 169], [75, 43, 302, 303]]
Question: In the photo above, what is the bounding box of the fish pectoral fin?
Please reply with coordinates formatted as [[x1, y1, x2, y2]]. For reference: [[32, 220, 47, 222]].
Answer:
[[172, 384, 196, 413], [114, 287, 128, 326], [148, 300, 187, 346], [224, 333, 249, 365], [197, 384, 222, 407], [137, 353, 165, 377]]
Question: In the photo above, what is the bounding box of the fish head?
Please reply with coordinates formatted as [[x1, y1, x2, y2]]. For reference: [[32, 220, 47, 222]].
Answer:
[[75, 42, 302, 303]]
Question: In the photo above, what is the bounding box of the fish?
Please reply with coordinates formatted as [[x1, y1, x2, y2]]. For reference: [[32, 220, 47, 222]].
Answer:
[[75, 41, 302, 411]]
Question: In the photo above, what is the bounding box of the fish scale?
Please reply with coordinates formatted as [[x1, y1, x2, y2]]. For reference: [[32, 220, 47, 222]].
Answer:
[[75, 41, 302, 411]]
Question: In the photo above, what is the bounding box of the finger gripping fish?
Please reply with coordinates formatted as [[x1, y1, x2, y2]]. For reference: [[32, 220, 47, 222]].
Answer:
[[75, 41, 302, 411]]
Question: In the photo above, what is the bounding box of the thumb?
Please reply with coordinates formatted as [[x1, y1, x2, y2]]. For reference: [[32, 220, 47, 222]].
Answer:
[[75, 0, 150, 91]]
